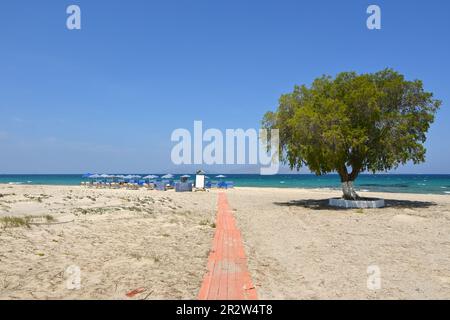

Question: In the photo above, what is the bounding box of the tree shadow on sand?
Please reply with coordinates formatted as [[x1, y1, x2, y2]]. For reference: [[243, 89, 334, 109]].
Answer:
[[273, 198, 437, 211]]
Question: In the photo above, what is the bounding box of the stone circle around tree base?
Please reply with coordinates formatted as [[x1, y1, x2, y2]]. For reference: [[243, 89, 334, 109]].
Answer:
[[329, 198, 385, 208]]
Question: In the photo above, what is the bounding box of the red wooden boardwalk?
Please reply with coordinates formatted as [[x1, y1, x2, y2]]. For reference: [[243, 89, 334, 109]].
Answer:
[[198, 192, 257, 300]]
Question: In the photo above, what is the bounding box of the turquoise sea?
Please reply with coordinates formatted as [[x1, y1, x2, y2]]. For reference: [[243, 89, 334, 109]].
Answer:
[[1, 174, 450, 195]]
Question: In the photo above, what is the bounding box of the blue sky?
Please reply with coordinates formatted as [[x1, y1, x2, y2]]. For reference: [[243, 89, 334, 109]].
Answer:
[[0, 0, 449, 174]]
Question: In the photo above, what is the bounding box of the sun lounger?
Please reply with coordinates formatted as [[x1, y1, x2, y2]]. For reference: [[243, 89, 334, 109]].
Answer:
[[175, 182, 193, 192], [218, 181, 228, 189], [155, 182, 167, 191], [225, 181, 235, 188]]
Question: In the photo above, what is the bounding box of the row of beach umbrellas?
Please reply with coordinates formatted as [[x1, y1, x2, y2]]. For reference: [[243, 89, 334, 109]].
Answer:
[[82, 173, 227, 180]]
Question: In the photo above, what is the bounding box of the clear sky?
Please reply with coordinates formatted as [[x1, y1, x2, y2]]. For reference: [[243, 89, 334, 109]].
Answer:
[[0, 0, 449, 174]]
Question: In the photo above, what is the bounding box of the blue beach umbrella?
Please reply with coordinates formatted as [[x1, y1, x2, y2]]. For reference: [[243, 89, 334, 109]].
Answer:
[[143, 175, 158, 180], [88, 174, 101, 183], [99, 174, 113, 182], [115, 175, 125, 182]]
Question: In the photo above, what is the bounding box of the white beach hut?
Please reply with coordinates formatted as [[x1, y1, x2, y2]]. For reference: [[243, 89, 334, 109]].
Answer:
[[195, 170, 206, 189]]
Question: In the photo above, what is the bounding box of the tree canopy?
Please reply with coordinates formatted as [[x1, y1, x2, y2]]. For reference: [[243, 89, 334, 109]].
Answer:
[[262, 69, 441, 199]]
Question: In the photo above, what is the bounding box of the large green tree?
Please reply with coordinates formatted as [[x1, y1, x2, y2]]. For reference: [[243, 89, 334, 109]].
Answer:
[[263, 69, 441, 200]]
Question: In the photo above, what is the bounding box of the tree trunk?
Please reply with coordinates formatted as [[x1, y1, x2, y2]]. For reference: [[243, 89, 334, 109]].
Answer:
[[341, 180, 360, 200]]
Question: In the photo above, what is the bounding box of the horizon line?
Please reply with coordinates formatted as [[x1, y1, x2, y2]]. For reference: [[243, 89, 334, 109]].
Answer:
[[1, 173, 450, 176]]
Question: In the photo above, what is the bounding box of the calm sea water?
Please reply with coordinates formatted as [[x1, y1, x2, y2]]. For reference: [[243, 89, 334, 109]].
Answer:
[[1, 174, 450, 195]]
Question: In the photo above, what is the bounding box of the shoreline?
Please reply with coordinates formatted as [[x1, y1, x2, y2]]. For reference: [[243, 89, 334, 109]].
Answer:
[[1, 183, 449, 197]]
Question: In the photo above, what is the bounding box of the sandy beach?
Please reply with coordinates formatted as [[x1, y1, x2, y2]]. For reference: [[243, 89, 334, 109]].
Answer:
[[0, 184, 217, 299], [1, 184, 450, 299], [229, 188, 450, 299]]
